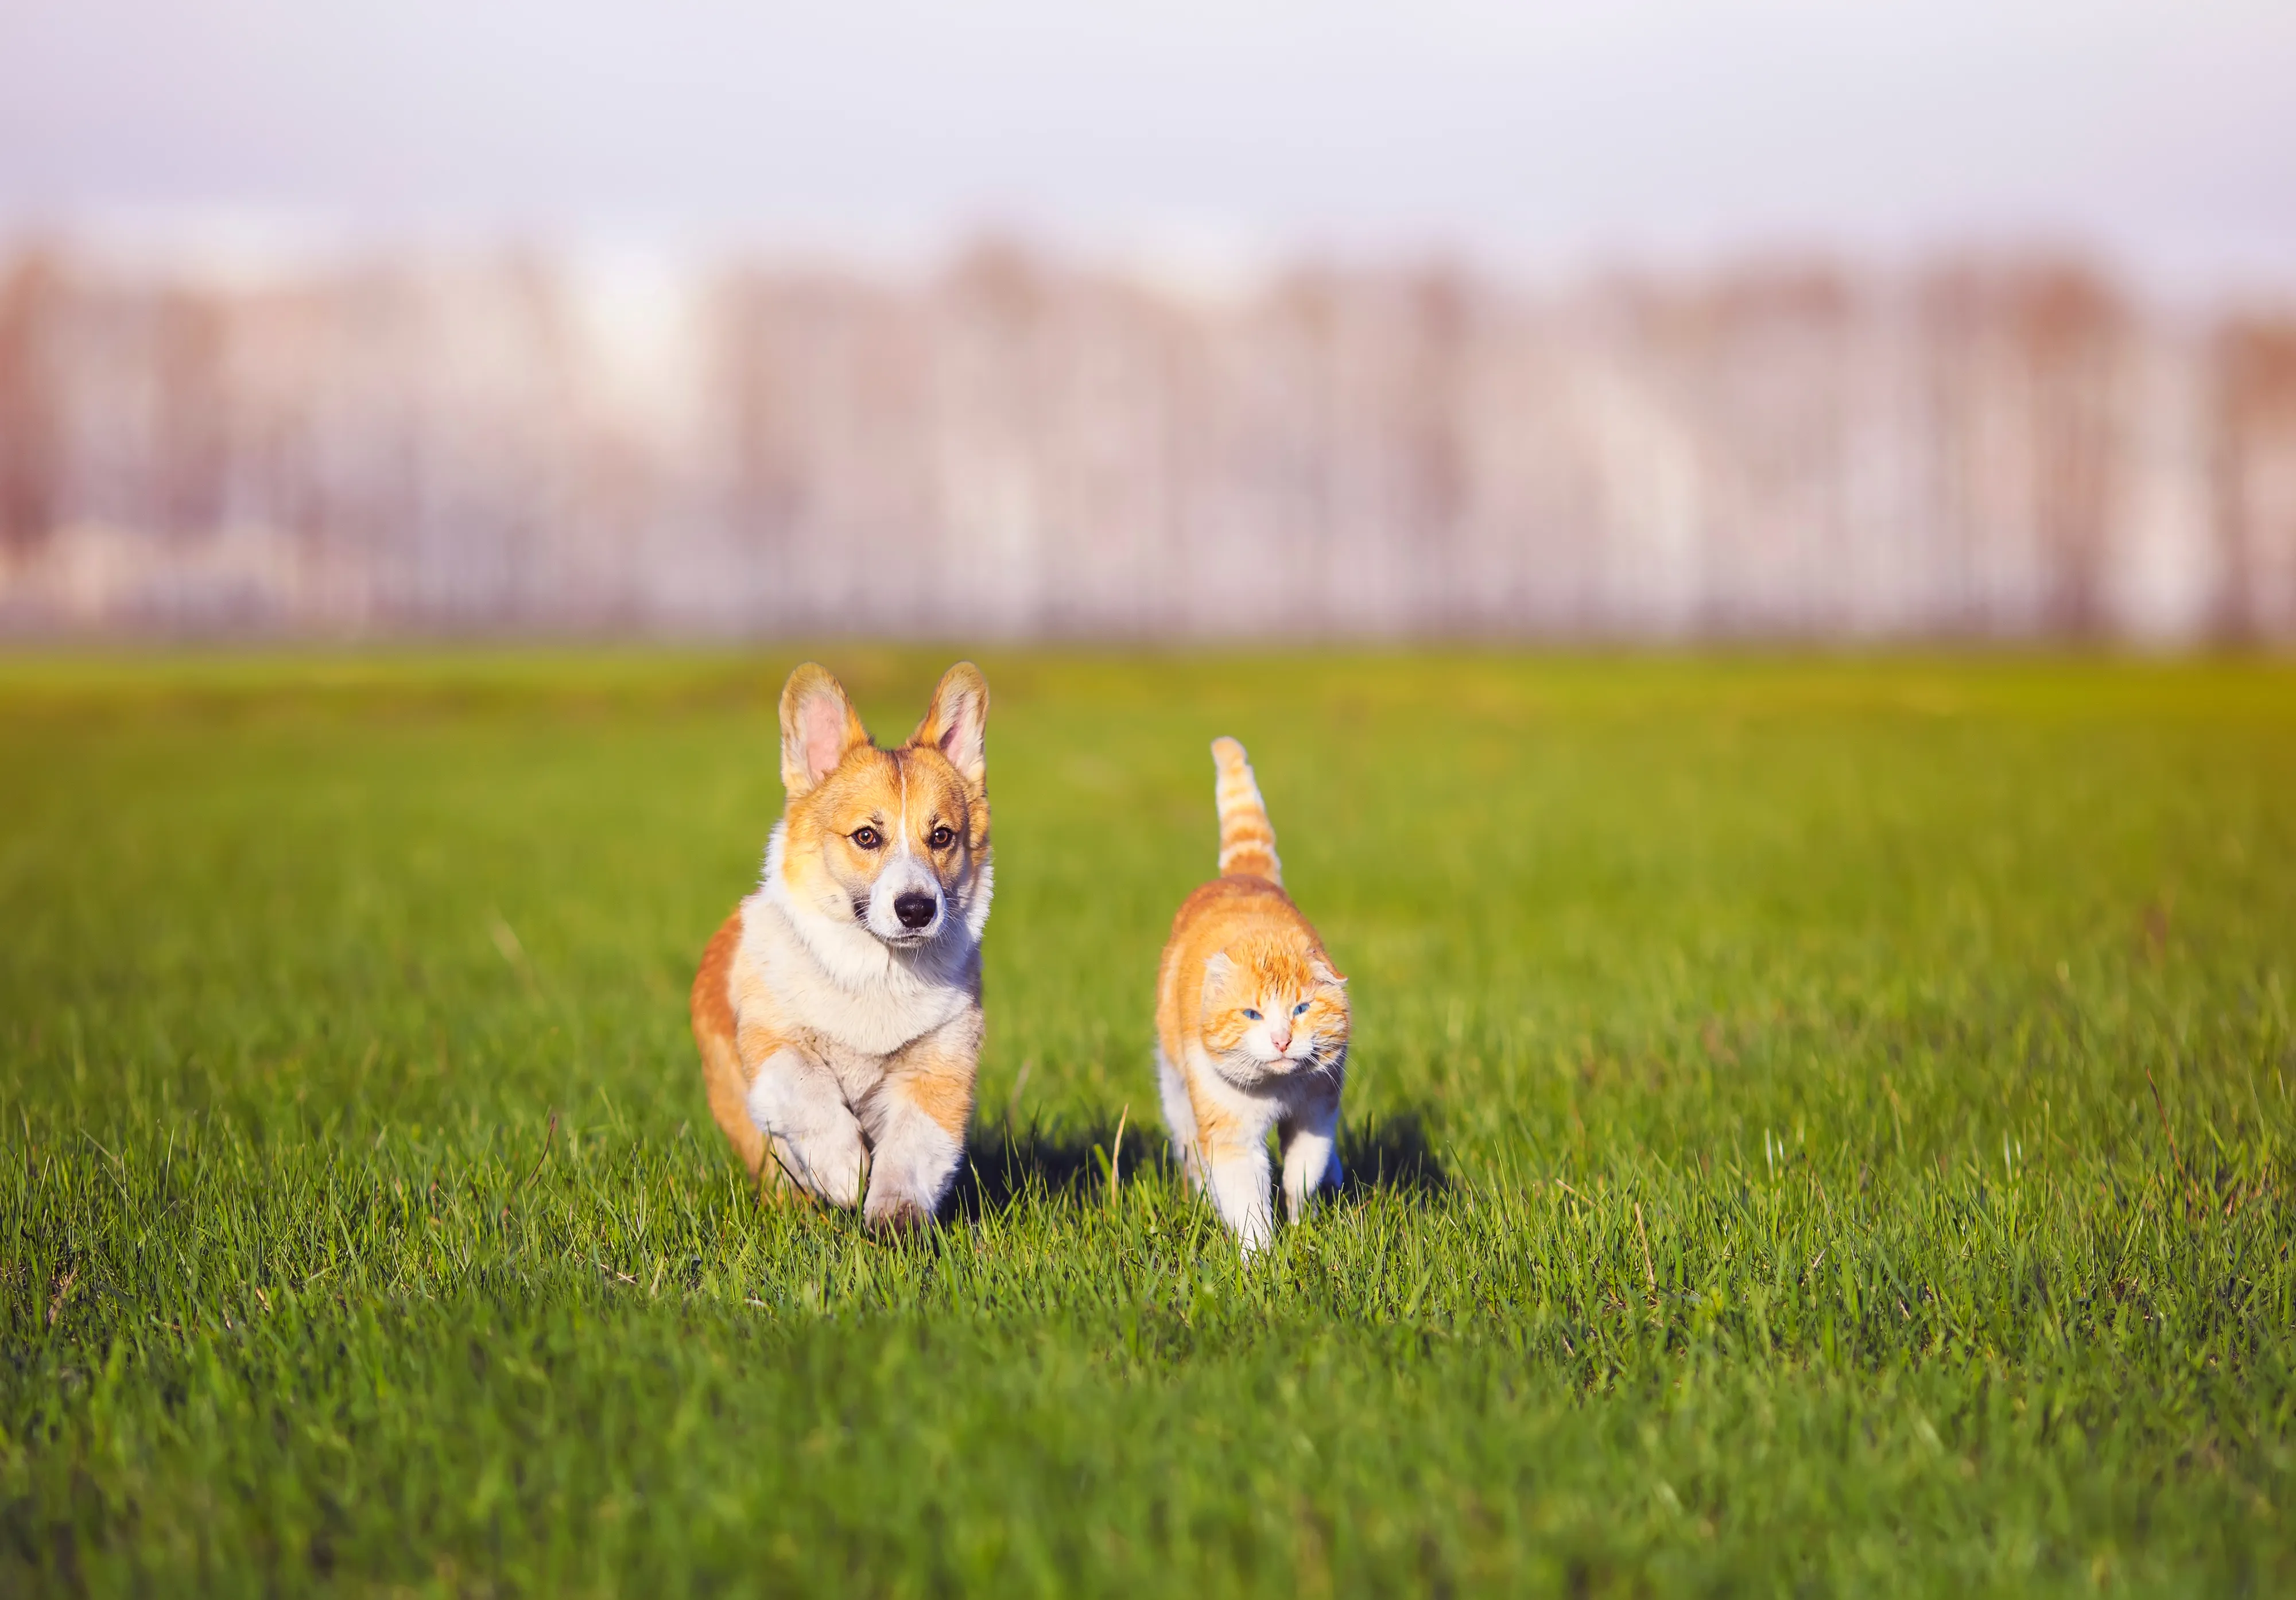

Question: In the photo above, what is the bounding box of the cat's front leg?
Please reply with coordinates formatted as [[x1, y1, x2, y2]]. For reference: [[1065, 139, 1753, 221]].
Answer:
[[1200, 1136, 1276, 1253], [1278, 1089, 1343, 1222], [1182, 1073, 1277, 1251], [1155, 1045, 1208, 1190]]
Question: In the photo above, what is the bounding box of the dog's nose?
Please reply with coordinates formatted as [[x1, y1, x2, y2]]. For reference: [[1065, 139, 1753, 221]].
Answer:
[[893, 892, 938, 930]]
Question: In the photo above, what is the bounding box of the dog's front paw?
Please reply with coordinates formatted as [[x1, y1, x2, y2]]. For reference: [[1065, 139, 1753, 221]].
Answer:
[[748, 1051, 871, 1207], [777, 1125, 868, 1209], [862, 1191, 936, 1236], [859, 1111, 960, 1233]]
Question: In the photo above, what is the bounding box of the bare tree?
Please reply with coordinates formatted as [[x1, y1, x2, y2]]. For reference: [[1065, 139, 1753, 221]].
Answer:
[[0, 248, 63, 560], [2011, 266, 2123, 638], [2213, 317, 2296, 642], [150, 286, 231, 542]]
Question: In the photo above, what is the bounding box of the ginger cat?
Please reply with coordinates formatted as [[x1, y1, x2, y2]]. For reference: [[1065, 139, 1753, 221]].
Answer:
[[1154, 737, 1349, 1252]]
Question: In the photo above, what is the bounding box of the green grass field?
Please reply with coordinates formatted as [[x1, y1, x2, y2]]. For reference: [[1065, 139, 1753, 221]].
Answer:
[[2, 651, 2292, 1597]]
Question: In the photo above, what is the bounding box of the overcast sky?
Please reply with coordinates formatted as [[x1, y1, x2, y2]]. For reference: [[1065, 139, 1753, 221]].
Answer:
[[3, 0, 2294, 291]]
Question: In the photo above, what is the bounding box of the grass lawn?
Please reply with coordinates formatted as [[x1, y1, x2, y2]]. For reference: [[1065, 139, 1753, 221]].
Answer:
[[2, 650, 2292, 1597]]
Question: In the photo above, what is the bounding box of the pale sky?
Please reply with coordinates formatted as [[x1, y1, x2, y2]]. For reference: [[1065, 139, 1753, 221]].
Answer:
[[3, 0, 2294, 291]]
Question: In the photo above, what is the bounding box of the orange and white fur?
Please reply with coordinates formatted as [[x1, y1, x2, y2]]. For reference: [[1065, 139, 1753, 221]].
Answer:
[[1155, 738, 1349, 1253], [692, 662, 992, 1231]]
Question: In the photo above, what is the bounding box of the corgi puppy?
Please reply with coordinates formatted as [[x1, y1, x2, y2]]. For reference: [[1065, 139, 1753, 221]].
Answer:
[[692, 661, 992, 1230]]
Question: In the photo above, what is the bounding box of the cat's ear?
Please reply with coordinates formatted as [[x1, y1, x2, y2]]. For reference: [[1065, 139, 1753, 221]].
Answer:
[[910, 661, 989, 788], [1311, 958, 1347, 989], [779, 663, 870, 797], [1203, 951, 1236, 993]]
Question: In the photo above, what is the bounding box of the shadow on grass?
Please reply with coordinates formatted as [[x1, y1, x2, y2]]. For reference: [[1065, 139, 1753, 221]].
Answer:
[[950, 1107, 1447, 1219], [1335, 1110, 1448, 1200]]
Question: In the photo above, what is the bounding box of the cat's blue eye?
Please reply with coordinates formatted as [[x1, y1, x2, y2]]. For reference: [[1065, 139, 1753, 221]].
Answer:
[[1293, 1001, 1310, 1016], [1242, 1008, 1262, 1022]]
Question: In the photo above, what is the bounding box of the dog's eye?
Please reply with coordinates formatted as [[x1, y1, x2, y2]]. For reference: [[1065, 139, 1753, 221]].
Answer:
[[929, 825, 955, 849], [1242, 1008, 1262, 1022], [1293, 1001, 1310, 1016], [851, 826, 882, 850]]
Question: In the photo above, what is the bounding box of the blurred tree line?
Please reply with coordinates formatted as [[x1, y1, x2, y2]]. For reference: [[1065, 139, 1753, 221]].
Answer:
[[1, 239, 2290, 640]]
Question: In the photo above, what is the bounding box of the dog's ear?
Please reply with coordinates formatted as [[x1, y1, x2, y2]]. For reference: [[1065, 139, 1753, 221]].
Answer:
[[909, 661, 989, 788], [779, 663, 870, 796]]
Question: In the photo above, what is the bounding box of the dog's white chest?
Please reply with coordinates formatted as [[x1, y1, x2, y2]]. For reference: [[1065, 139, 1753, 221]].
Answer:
[[738, 892, 975, 1060]]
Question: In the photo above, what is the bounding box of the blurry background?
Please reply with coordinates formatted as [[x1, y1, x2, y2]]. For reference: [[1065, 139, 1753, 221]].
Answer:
[[3, 0, 2294, 642]]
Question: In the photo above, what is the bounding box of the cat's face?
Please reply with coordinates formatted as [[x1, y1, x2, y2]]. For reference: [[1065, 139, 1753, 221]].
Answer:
[[1201, 942, 1348, 1070]]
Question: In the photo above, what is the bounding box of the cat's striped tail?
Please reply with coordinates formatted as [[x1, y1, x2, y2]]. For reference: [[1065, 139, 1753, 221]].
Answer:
[[1211, 736, 1282, 886]]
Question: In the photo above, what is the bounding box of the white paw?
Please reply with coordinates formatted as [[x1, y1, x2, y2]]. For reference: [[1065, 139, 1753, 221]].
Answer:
[[780, 1124, 868, 1207], [862, 1187, 936, 1233], [861, 1126, 960, 1232]]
